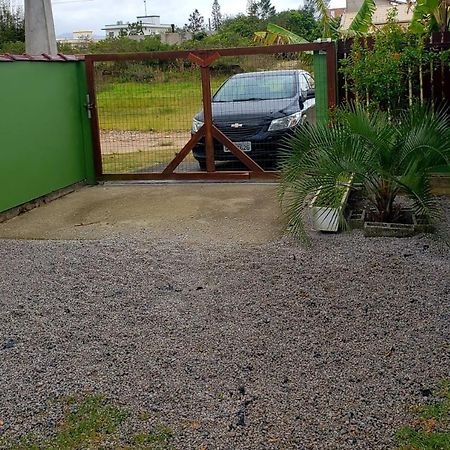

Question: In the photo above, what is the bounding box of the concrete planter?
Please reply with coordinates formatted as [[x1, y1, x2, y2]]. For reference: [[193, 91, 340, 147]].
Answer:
[[364, 221, 416, 237], [348, 209, 366, 229], [363, 209, 434, 237], [310, 179, 353, 232], [414, 215, 435, 234]]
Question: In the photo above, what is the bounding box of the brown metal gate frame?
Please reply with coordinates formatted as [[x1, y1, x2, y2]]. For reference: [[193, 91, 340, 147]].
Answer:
[[85, 42, 337, 181]]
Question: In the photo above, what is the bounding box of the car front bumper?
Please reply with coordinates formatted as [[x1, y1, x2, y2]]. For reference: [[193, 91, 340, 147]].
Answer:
[[192, 129, 290, 164]]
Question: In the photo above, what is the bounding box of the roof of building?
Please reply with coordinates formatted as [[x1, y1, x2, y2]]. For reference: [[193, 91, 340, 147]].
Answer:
[[102, 23, 171, 29], [0, 54, 83, 62]]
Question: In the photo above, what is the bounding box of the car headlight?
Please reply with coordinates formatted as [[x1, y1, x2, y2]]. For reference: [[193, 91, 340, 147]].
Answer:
[[192, 118, 204, 133], [268, 112, 303, 132]]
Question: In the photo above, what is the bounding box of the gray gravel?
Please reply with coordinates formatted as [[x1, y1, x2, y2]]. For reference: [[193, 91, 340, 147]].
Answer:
[[0, 202, 449, 450]]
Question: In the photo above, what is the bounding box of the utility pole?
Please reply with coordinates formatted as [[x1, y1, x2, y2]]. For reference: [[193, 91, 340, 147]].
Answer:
[[24, 0, 57, 55], [144, 0, 148, 16]]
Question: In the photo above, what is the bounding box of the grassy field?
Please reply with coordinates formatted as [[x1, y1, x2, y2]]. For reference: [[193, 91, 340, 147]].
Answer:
[[97, 77, 226, 132], [96, 76, 219, 173]]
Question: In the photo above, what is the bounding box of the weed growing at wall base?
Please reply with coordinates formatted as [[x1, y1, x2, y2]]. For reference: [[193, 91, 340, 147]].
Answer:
[[396, 380, 450, 449], [0, 394, 174, 449]]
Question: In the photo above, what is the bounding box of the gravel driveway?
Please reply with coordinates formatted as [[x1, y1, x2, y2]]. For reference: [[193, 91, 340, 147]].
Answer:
[[1, 202, 449, 449]]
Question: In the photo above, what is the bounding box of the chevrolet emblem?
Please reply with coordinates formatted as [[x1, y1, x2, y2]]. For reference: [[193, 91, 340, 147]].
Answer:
[[230, 123, 243, 128]]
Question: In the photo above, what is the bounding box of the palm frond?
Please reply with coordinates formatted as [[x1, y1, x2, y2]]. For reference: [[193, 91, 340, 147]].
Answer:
[[396, 105, 450, 170], [313, 0, 332, 37], [266, 23, 310, 43], [396, 169, 441, 222], [253, 24, 309, 45]]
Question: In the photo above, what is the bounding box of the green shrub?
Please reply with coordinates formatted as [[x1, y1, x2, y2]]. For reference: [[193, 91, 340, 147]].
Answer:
[[0, 40, 24, 54], [338, 9, 449, 111]]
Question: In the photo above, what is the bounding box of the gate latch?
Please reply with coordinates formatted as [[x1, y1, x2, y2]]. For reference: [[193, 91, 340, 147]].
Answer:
[[84, 94, 94, 119]]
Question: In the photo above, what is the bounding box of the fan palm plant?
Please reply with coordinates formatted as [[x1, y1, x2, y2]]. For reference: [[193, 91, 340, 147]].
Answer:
[[279, 105, 450, 239]]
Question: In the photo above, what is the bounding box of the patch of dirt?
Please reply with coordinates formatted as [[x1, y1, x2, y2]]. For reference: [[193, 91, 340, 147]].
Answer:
[[100, 130, 191, 154]]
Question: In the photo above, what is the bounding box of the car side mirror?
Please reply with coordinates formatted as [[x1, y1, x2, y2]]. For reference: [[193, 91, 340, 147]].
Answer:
[[306, 88, 315, 99], [299, 96, 305, 109]]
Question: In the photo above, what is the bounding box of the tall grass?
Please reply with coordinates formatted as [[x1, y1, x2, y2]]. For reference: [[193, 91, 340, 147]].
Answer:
[[96, 75, 227, 132]]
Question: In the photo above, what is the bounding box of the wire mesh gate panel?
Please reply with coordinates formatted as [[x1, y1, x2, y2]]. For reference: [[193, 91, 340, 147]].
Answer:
[[85, 43, 336, 181]]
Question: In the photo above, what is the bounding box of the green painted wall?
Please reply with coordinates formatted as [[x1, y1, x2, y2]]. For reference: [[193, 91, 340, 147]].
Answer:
[[0, 61, 94, 213]]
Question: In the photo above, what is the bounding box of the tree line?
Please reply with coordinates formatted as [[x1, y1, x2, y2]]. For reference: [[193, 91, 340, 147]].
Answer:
[[0, 0, 320, 54], [0, 0, 24, 53], [184, 0, 279, 33], [2, 0, 449, 55]]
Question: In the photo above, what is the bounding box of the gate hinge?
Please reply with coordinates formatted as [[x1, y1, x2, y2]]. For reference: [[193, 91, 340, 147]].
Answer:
[[84, 94, 94, 119]]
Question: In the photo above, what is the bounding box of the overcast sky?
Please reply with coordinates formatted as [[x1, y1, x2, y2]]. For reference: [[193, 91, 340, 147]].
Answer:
[[14, 0, 344, 37]]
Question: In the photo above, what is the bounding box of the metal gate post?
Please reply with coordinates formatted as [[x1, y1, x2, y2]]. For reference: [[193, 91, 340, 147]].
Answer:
[[313, 41, 337, 124], [326, 41, 337, 110], [200, 65, 215, 172], [313, 48, 329, 125], [77, 61, 96, 184], [84, 57, 103, 178]]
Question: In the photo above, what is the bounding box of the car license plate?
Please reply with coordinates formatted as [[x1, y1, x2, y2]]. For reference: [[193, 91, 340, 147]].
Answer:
[[223, 141, 251, 153]]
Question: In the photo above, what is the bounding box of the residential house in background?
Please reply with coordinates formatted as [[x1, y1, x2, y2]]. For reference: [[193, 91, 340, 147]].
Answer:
[[56, 30, 101, 47], [340, 0, 413, 30], [328, 7, 346, 19], [103, 15, 172, 38], [102, 14, 193, 45]]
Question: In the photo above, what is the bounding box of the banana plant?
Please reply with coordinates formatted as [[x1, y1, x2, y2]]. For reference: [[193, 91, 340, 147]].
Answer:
[[254, 0, 377, 43], [347, 0, 377, 34], [314, 0, 333, 37], [314, 0, 376, 36], [253, 23, 310, 45], [410, 0, 450, 33], [253, 23, 313, 69]]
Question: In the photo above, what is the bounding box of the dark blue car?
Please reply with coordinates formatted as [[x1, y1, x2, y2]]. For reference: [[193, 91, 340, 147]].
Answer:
[[191, 69, 315, 170]]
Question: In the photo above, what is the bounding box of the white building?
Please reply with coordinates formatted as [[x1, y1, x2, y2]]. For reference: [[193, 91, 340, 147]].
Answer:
[[103, 15, 172, 38], [56, 30, 101, 46]]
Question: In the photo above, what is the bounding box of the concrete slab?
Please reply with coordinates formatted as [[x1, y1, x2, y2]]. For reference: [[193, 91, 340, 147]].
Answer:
[[0, 183, 283, 243]]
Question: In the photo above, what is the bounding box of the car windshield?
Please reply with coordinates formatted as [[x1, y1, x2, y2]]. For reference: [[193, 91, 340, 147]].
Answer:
[[213, 73, 297, 102]]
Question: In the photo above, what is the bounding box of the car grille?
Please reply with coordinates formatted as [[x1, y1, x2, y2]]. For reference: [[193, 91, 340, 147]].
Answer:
[[215, 123, 263, 140]]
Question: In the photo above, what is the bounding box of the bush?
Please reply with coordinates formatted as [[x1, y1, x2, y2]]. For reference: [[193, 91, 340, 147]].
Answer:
[[0, 40, 24, 54], [338, 9, 449, 111]]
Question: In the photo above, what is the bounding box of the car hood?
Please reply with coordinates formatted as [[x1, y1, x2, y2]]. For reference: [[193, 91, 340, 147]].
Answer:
[[194, 97, 301, 123]]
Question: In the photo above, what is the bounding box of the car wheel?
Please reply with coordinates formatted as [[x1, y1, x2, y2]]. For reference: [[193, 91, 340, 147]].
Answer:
[[197, 159, 207, 171]]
